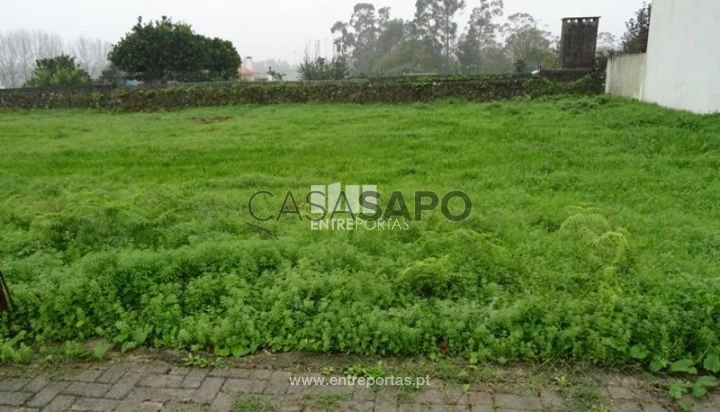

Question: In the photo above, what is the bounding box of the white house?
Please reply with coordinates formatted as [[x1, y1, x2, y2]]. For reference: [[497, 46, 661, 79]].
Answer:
[[606, 0, 720, 114], [238, 56, 255, 81]]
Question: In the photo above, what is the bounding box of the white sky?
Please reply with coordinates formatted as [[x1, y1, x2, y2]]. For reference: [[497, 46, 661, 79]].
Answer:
[[1, 0, 644, 64]]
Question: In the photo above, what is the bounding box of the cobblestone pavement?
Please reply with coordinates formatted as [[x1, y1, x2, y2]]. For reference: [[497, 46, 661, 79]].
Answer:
[[1, 357, 718, 412]]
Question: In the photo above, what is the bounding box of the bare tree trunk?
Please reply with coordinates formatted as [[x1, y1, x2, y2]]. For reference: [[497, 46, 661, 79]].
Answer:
[[73, 37, 111, 79], [0, 29, 65, 87], [0, 29, 114, 86]]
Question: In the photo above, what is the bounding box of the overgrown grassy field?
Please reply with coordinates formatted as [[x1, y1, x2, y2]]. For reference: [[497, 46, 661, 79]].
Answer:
[[1, 96, 719, 369]]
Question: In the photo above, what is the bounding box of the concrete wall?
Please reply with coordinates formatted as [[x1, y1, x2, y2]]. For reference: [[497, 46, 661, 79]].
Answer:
[[605, 54, 646, 99], [605, 0, 720, 113], [643, 0, 720, 113]]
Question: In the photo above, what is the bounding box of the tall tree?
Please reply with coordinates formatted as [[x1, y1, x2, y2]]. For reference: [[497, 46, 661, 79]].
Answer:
[[0, 33, 21, 88], [457, 0, 504, 73], [622, 2, 651, 53], [373, 6, 408, 72], [20, 30, 65, 80], [72, 37, 111, 79], [0, 30, 64, 88], [413, 0, 440, 71], [597, 32, 619, 55], [414, 0, 466, 73], [376, 15, 406, 58], [331, 21, 354, 57], [349, 3, 379, 73], [436, 0, 466, 71], [374, 23, 433, 75]]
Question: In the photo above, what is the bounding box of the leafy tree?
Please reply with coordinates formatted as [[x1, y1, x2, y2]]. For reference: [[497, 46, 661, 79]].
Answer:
[[108, 17, 201, 81], [108, 16, 240, 82], [203, 37, 242, 80], [375, 8, 405, 60], [374, 31, 434, 75], [622, 2, 651, 53], [332, 4, 410, 76], [25, 54, 90, 87]]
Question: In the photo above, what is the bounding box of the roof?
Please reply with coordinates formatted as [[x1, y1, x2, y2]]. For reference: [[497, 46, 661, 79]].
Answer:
[[238, 67, 254, 76]]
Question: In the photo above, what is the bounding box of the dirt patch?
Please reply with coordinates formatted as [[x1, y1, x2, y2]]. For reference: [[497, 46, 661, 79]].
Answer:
[[190, 115, 232, 124]]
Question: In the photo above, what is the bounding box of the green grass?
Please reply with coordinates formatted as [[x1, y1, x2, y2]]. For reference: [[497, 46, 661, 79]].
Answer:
[[233, 395, 276, 412], [1, 96, 720, 369]]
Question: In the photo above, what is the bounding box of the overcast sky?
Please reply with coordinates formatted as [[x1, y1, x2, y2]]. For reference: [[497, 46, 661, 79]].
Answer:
[[2, 0, 644, 63]]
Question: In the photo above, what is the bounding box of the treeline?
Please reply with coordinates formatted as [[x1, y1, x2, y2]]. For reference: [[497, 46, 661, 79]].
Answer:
[[0, 17, 242, 89], [0, 30, 111, 88], [303, 0, 639, 79], [1, 3, 650, 88], [314, 0, 559, 77]]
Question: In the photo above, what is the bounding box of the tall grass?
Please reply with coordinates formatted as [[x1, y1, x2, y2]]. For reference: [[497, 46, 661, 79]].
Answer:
[[0, 96, 719, 365]]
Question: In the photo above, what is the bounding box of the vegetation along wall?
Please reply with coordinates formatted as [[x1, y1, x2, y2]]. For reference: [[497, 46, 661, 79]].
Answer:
[[0, 73, 602, 111]]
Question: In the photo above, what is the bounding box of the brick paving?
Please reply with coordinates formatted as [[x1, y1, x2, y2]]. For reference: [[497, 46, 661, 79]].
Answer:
[[0, 358, 718, 411]]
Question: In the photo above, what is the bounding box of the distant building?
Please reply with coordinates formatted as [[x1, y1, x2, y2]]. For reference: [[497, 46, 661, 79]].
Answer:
[[238, 56, 255, 81], [559, 17, 600, 70], [125, 79, 145, 87]]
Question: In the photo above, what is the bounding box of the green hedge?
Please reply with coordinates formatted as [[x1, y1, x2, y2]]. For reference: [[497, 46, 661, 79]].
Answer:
[[0, 75, 602, 111]]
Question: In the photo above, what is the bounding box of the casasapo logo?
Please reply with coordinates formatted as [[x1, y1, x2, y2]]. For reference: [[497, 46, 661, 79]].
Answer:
[[248, 182, 472, 231]]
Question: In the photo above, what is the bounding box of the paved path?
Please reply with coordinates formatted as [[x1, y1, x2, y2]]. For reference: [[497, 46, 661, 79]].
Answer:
[[0, 356, 717, 411]]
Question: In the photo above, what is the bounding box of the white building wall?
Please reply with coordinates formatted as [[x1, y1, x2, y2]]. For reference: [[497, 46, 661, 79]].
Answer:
[[643, 0, 720, 114], [605, 54, 646, 99]]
